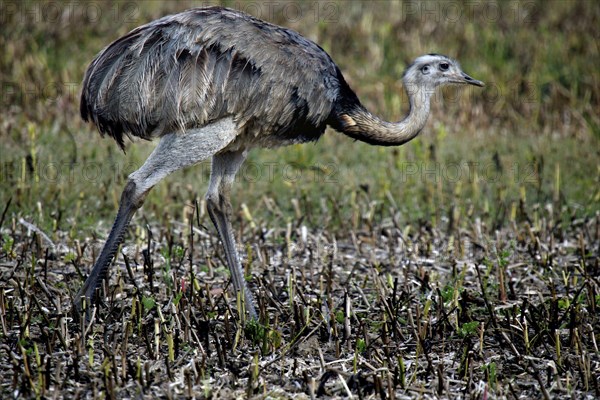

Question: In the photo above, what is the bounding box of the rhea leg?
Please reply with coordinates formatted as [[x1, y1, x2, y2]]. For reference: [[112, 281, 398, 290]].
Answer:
[[74, 119, 238, 317], [206, 150, 257, 319], [73, 180, 141, 316]]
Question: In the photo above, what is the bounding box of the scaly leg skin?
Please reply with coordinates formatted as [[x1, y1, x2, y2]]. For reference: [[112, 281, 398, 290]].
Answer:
[[73, 181, 141, 319], [206, 150, 258, 320], [74, 118, 239, 321]]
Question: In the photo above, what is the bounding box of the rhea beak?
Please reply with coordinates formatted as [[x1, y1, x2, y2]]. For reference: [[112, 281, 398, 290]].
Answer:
[[461, 72, 484, 87]]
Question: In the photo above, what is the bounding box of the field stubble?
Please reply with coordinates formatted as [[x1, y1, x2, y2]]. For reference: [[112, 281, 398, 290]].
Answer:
[[0, 0, 599, 398]]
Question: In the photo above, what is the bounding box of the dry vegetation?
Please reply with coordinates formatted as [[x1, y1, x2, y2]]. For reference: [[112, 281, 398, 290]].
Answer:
[[1, 0, 599, 399]]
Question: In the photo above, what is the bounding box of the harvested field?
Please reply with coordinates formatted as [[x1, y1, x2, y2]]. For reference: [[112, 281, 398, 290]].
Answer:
[[1, 1, 598, 398]]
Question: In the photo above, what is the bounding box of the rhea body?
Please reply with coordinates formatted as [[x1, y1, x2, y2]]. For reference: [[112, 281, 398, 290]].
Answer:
[[76, 6, 483, 319]]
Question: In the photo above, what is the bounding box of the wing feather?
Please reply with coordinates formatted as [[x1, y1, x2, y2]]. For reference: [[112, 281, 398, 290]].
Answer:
[[80, 6, 341, 149]]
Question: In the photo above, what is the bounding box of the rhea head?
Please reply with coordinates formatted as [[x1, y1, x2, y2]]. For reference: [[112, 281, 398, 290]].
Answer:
[[402, 54, 484, 92]]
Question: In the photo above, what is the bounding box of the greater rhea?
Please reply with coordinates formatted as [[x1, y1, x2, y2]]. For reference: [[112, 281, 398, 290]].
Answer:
[[76, 6, 484, 320]]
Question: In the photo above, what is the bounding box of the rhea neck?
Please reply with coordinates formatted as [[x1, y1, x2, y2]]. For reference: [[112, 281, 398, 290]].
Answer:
[[335, 80, 435, 146]]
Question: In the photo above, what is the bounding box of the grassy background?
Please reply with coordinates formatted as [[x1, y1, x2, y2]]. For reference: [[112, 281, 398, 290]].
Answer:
[[0, 1, 599, 398], [1, 0, 598, 236]]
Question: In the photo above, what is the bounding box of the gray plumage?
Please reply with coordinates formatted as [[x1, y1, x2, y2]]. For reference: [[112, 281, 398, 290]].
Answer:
[[81, 6, 342, 150], [75, 6, 483, 320]]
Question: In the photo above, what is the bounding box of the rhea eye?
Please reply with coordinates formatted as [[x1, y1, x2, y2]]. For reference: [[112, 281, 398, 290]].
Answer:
[[421, 65, 430, 74], [439, 62, 450, 71]]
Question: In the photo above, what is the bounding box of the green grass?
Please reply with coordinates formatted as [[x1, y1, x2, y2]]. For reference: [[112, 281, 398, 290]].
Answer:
[[1, 0, 597, 239]]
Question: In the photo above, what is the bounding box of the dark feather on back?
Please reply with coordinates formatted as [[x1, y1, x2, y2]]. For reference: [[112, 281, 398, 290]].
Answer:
[[80, 6, 352, 150]]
